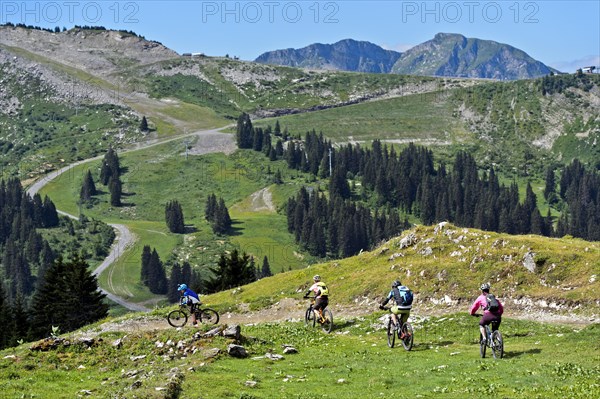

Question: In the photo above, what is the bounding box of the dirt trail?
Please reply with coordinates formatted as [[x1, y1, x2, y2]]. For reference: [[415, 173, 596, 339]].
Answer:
[[27, 126, 235, 312]]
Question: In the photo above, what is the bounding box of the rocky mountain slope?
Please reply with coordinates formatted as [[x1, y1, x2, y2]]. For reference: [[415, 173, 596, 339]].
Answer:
[[392, 33, 558, 80], [255, 38, 401, 73], [0, 25, 178, 80], [255, 33, 557, 80]]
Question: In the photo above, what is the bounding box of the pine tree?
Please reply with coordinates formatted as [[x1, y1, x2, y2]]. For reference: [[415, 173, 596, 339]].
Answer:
[[147, 249, 167, 294], [260, 256, 272, 278], [108, 176, 122, 207], [181, 261, 192, 288], [205, 193, 217, 222], [0, 284, 11, 349], [207, 249, 256, 292], [274, 120, 281, 136], [80, 170, 97, 202], [11, 294, 28, 346], [165, 200, 185, 233], [100, 147, 120, 185], [236, 113, 253, 149], [42, 195, 59, 227], [140, 245, 152, 285], [140, 116, 149, 132], [167, 262, 183, 303], [28, 255, 108, 340]]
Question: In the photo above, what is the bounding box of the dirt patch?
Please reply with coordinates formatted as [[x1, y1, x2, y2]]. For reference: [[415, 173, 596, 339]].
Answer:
[[249, 187, 276, 212], [186, 130, 237, 155]]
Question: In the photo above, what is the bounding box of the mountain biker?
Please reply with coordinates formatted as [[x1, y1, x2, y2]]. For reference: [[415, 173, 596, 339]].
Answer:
[[469, 283, 503, 343], [178, 283, 201, 326], [303, 275, 329, 322], [379, 280, 412, 338]]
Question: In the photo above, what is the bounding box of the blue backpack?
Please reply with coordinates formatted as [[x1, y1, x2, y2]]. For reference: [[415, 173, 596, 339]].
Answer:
[[393, 286, 414, 306]]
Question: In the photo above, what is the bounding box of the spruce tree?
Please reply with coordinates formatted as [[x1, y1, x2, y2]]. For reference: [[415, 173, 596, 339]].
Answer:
[[208, 249, 255, 292], [108, 176, 122, 207], [165, 200, 185, 233], [80, 170, 97, 202], [261, 256, 272, 278], [0, 284, 11, 349], [140, 245, 152, 285], [236, 113, 253, 149], [42, 195, 59, 227], [140, 116, 149, 132], [28, 255, 108, 340], [167, 262, 183, 303], [147, 249, 167, 294]]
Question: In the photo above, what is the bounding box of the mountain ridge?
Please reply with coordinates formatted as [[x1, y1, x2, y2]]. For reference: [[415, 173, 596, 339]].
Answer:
[[256, 33, 559, 80]]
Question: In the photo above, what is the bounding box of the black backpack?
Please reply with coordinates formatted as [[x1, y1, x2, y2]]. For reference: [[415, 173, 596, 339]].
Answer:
[[485, 294, 500, 312]]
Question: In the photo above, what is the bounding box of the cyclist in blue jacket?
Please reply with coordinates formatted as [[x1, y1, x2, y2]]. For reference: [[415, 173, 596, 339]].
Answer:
[[178, 283, 201, 326], [379, 280, 413, 338]]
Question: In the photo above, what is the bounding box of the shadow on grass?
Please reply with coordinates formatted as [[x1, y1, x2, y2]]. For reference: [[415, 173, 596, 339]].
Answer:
[[227, 220, 244, 236], [184, 225, 197, 234], [502, 348, 541, 358]]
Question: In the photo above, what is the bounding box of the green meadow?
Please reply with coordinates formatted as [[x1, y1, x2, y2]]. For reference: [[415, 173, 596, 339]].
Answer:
[[1, 311, 597, 398]]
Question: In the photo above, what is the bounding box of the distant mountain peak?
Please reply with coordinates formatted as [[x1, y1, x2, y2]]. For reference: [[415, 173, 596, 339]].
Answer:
[[393, 33, 556, 79], [255, 39, 401, 73], [255, 33, 557, 80]]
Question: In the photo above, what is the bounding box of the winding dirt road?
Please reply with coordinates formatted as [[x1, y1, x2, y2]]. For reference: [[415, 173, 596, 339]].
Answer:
[[26, 127, 235, 312]]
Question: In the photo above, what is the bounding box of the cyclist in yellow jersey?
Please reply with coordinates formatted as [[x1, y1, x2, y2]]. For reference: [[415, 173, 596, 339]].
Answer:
[[303, 275, 329, 321]]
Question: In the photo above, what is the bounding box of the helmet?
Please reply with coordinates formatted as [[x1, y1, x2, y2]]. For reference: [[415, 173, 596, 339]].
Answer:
[[392, 280, 401, 288], [177, 283, 188, 291], [480, 283, 490, 292], [313, 275, 321, 282]]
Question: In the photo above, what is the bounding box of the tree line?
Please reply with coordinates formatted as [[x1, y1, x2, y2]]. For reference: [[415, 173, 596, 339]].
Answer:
[[0, 179, 107, 348], [237, 113, 600, 248], [141, 244, 265, 300]]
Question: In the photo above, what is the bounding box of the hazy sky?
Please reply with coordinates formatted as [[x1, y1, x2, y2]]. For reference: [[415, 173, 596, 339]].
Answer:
[[1, 1, 598, 72]]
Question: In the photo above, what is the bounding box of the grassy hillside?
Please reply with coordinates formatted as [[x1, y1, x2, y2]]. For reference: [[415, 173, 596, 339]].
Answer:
[[208, 223, 600, 312], [0, 313, 598, 398], [1, 221, 599, 398], [39, 137, 323, 306]]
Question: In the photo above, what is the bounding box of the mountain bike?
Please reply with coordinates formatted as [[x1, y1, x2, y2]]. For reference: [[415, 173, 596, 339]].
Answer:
[[381, 306, 413, 350], [167, 303, 219, 327], [473, 314, 503, 359], [304, 297, 333, 333]]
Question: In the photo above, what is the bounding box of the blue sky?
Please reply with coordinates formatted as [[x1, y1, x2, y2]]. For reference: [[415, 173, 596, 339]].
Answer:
[[2, 1, 598, 72]]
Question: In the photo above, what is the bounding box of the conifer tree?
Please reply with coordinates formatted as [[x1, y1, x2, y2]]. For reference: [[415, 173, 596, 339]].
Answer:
[[42, 195, 59, 227], [260, 256, 273, 278], [236, 113, 253, 149], [108, 176, 122, 207], [0, 284, 11, 349], [147, 249, 167, 294], [140, 116, 149, 132], [167, 262, 183, 303], [207, 249, 255, 292], [205, 193, 217, 222], [100, 147, 120, 185], [140, 245, 152, 285], [80, 170, 97, 202], [165, 200, 185, 233], [28, 255, 108, 340]]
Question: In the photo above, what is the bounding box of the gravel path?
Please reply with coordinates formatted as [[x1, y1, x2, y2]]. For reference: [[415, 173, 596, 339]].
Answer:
[[26, 127, 235, 312]]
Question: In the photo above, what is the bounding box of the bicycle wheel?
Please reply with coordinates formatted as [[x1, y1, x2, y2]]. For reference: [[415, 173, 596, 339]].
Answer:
[[480, 332, 487, 358], [305, 307, 315, 327], [387, 319, 396, 348], [320, 309, 333, 333], [491, 330, 504, 359], [198, 308, 219, 325], [401, 323, 414, 351], [167, 309, 188, 328]]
